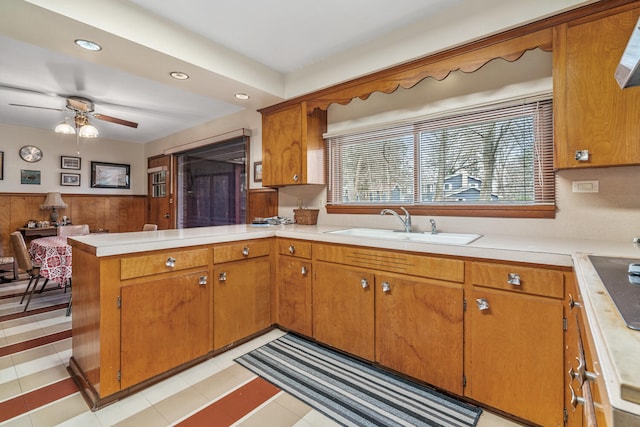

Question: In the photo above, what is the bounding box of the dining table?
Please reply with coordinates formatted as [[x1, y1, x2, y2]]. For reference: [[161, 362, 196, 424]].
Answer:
[[28, 235, 72, 285]]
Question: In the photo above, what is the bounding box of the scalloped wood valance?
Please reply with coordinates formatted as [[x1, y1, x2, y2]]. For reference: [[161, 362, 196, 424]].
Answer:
[[305, 28, 552, 113]]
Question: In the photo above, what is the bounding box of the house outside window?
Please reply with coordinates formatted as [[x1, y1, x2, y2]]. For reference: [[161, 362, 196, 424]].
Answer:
[[326, 98, 554, 218]]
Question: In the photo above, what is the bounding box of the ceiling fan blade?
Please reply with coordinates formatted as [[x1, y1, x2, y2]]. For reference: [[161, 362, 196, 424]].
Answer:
[[67, 97, 91, 112], [94, 113, 138, 128], [9, 103, 63, 112]]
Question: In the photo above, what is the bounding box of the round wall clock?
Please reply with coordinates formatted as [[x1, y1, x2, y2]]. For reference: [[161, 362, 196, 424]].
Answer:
[[19, 145, 43, 163]]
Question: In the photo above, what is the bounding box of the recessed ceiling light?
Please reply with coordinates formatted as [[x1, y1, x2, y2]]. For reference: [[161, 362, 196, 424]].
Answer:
[[234, 93, 250, 100], [74, 39, 102, 51], [170, 71, 189, 80]]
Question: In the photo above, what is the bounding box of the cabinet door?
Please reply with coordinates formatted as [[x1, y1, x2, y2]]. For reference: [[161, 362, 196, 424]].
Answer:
[[555, 8, 640, 168], [466, 287, 564, 426], [120, 270, 210, 389], [277, 256, 312, 336], [262, 105, 302, 186], [375, 274, 463, 394], [313, 261, 374, 360], [213, 257, 271, 349]]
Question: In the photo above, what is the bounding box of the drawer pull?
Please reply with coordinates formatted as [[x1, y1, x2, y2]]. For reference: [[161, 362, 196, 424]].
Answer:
[[569, 384, 585, 409], [301, 266, 308, 276], [199, 276, 208, 286], [507, 273, 521, 286], [475, 298, 490, 311], [381, 281, 391, 293], [166, 257, 176, 268], [569, 294, 582, 310], [242, 247, 250, 256], [289, 245, 295, 254], [361, 278, 369, 289], [219, 272, 227, 282], [569, 357, 597, 387]]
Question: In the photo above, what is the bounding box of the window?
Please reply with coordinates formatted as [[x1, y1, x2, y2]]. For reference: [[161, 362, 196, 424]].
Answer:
[[326, 99, 554, 218]]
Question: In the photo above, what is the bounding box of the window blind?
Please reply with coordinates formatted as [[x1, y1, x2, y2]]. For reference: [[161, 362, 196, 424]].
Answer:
[[326, 99, 554, 207]]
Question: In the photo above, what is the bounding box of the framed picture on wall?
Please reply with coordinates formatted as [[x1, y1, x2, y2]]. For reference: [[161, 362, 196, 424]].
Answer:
[[61, 173, 81, 186], [0, 151, 3, 180], [253, 161, 262, 182], [61, 156, 81, 170], [91, 161, 130, 189], [20, 169, 40, 185]]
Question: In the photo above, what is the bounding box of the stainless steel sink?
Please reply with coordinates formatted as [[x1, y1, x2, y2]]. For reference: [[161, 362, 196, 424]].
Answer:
[[327, 228, 481, 245]]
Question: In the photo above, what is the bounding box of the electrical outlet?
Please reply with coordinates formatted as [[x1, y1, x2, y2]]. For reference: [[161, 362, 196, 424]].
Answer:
[[572, 180, 599, 193]]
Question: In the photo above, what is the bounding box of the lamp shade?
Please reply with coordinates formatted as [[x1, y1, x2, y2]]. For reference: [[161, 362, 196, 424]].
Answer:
[[41, 192, 67, 209], [55, 121, 76, 135], [79, 124, 99, 138]]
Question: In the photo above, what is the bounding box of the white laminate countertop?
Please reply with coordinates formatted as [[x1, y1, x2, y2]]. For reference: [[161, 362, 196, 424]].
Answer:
[[70, 224, 640, 419]]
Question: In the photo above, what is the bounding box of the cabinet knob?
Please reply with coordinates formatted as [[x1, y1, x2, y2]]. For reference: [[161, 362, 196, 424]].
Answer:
[[574, 150, 589, 162], [289, 245, 295, 254], [507, 273, 521, 286], [219, 272, 227, 282], [569, 294, 582, 310], [381, 281, 391, 293], [242, 247, 250, 256], [569, 357, 597, 387], [475, 298, 490, 311], [166, 257, 176, 268], [361, 278, 369, 289], [293, 174, 299, 182], [199, 276, 208, 286], [301, 266, 308, 276], [569, 384, 585, 409]]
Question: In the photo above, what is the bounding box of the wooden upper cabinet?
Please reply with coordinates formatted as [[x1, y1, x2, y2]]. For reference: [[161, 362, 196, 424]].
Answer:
[[261, 101, 327, 186], [554, 6, 640, 169]]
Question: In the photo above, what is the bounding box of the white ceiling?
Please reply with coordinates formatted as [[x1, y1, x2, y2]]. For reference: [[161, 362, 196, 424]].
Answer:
[[0, 0, 596, 144]]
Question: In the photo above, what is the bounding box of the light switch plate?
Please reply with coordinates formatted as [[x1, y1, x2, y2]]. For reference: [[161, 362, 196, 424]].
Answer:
[[572, 180, 599, 193]]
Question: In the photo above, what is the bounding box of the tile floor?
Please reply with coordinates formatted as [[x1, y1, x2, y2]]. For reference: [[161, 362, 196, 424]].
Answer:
[[0, 278, 526, 426]]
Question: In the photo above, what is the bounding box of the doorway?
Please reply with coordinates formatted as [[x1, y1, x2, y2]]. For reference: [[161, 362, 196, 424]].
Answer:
[[176, 137, 247, 228]]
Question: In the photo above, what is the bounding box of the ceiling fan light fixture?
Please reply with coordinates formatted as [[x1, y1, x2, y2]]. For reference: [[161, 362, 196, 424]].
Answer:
[[74, 39, 102, 51], [170, 71, 189, 80], [234, 93, 250, 100], [55, 120, 76, 135], [79, 123, 99, 138]]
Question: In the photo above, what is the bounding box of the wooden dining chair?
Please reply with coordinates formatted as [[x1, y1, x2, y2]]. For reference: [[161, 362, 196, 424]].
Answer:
[[0, 232, 18, 282], [142, 223, 158, 231], [10, 231, 48, 311], [58, 224, 90, 236]]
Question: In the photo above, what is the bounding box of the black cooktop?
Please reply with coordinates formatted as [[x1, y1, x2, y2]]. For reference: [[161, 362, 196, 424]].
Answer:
[[589, 255, 640, 331]]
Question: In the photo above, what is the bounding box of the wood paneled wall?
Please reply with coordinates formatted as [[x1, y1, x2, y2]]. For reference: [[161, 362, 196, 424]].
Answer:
[[0, 193, 146, 258]]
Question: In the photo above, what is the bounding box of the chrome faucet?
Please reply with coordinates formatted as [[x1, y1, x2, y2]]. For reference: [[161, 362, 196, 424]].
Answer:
[[429, 218, 438, 235], [380, 207, 412, 233]]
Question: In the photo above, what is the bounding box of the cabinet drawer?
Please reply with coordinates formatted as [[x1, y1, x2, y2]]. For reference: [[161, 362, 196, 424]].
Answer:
[[314, 244, 464, 283], [471, 262, 564, 299], [277, 238, 311, 259], [121, 248, 210, 280], [213, 240, 272, 264]]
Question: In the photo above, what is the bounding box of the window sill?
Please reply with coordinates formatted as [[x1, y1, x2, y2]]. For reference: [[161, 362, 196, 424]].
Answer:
[[326, 204, 556, 219]]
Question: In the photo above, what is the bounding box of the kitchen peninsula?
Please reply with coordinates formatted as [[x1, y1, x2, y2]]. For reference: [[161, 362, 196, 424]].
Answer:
[[68, 224, 640, 425]]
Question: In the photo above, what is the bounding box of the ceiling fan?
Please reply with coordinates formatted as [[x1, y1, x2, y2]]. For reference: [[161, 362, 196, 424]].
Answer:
[[9, 95, 138, 129]]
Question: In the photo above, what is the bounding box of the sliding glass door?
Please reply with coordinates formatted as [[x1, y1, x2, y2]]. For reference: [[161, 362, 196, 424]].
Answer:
[[175, 137, 247, 228]]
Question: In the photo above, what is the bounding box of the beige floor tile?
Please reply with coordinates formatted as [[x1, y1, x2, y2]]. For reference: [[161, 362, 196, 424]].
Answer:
[[271, 392, 313, 418], [237, 397, 303, 427], [112, 406, 170, 427], [17, 364, 69, 393], [0, 414, 33, 427], [296, 410, 342, 427], [477, 409, 527, 427], [153, 385, 209, 424], [0, 378, 22, 401], [28, 393, 88, 427], [10, 342, 57, 364]]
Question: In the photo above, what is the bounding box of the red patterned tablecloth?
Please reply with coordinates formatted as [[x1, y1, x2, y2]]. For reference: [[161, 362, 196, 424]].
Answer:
[[29, 236, 72, 285]]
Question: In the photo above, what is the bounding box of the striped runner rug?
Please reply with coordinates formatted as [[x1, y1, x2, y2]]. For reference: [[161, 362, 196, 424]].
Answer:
[[236, 333, 482, 427]]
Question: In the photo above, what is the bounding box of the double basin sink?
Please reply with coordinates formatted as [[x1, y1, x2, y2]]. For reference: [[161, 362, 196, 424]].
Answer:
[[327, 228, 481, 245]]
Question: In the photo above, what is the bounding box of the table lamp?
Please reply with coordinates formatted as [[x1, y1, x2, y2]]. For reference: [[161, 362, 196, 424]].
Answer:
[[41, 192, 67, 222]]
